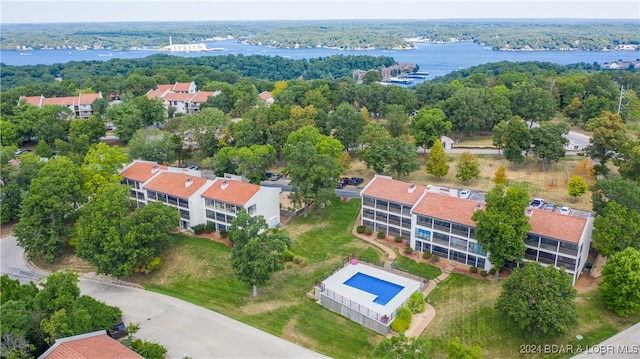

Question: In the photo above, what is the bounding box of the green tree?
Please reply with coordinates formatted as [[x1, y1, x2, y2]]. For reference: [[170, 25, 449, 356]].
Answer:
[[130, 95, 165, 127], [411, 108, 452, 151], [14, 157, 85, 262], [0, 120, 20, 146], [385, 104, 408, 138], [128, 127, 176, 165], [617, 142, 640, 182], [108, 102, 144, 142], [228, 210, 268, 246], [179, 107, 233, 157], [456, 152, 480, 182], [493, 166, 508, 185], [472, 185, 531, 280], [230, 213, 291, 296], [426, 140, 449, 178], [34, 105, 73, 145], [590, 177, 640, 216], [80, 143, 128, 195], [330, 102, 366, 151], [585, 112, 629, 175], [0, 152, 43, 224], [374, 334, 431, 359], [567, 175, 588, 199], [131, 339, 168, 359], [496, 262, 577, 338], [592, 201, 640, 257], [362, 70, 382, 85], [491, 120, 508, 158], [530, 122, 570, 171], [34, 139, 53, 158], [447, 337, 483, 359], [385, 137, 420, 180], [599, 247, 640, 317], [503, 117, 531, 165], [511, 84, 556, 127], [234, 145, 277, 184]]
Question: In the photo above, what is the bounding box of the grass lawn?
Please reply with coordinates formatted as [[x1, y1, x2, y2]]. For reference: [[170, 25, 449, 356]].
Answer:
[[392, 254, 442, 280], [133, 198, 385, 358], [424, 273, 639, 359]]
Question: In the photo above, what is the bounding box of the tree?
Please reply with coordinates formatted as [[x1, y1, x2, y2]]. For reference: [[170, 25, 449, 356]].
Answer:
[[128, 127, 176, 165], [385, 104, 408, 138], [567, 175, 588, 199], [590, 177, 640, 216], [374, 334, 431, 359], [456, 152, 480, 182], [130, 95, 165, 127], [179, 108, 233, 157], [443, 87, 511, 136], [385, 137, 420, 180], [230, 213, 291, 296], [14, 157, 85, 262], [599, 247, 640, 317], [411, 108, 451, 151], [491, 120, 508, 158], [362, 70, 382, 85], [35, 139, 53, 158], [511, 84, 556, 127], [447, 337, 483, 359], [617, 141, 640, 182], [425, 140, 449, 178], [131, 339, 168, 359], [530, 122, 569, 171], [34, 105, 73, 145], [228, 210, 268, 246], [493, 166, 508, 185], [0, 152, 43, 224], [497, 262, 577, 338], [472, 185, 531, 279], [592, 201, 640, 257], [80, 143, 128, 195], [330, 102, 365, 151], [571, 158, 595, 186], [109, 102, 144, 142], [585, 112, 629, 175], [234, 145, 277, 184], [0, 120, 20, 147], [503, 117, 531, 165]]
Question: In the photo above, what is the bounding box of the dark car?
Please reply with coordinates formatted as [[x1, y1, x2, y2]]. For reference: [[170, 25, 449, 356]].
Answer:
[[348, 177, 364, 186], [337, 177, 349, 189], [264, 172, 273, 180]]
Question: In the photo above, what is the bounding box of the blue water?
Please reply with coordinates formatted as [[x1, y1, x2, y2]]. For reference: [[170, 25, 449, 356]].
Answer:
[[344, 272, 404, 305], [2, 39, 639, 80]]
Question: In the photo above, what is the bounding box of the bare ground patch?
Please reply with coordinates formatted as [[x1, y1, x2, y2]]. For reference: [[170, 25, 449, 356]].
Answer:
[[241, 300, 299, 315]]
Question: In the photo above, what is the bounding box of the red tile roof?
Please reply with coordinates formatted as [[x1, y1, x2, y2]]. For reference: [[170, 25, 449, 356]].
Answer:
[[42, 332, 142, 359], [412, 192, 480, 227], [21, 95, 44, 106], [258, 91, 273, 101], [189, 91, 216, 103], [77, 93, 102, 105], [172, 82, 193, 92], [163, 92, 193, 102], [21, 93, 102, 107], [361, 175, 426, 205], [120, 161, 168, 183], [201, 179, 260, 206], [528, 209, 587, 244], [144, 171, 209, 199]]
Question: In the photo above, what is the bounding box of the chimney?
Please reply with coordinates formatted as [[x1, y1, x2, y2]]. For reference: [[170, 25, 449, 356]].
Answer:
[[185, 178, 193, 187], [221, 180, 229, 190], [475, 202, 482, 211], [408, 184, 416, 193], [525, 208, 533, 217], [151, 165, 159, 174]]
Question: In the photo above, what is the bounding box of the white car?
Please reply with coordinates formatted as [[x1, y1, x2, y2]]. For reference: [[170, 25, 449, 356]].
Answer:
[[459, 189, 471, 199], [559, 206, 571, 215]]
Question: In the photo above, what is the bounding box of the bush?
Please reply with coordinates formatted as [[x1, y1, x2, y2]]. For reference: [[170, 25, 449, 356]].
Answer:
[[404, 247, 413, 255], [293, 256, 308, 267], [219, 229, 229, 238], [377, 231, 386, 239], [191, 224, 206, 234], [204, 223, 216, 233], [356, 225, 365, 234], [364, 228, 373, 235], [469, 266, 478, 273], [480, 270, 488, 277], [394, 236, 403, 243], [489, 268, 497, 275], [407, 291, 426, 313], [390, 306, 413, 333], [430, 254, 440, 263], [283, 249, 295, 262], [422, 252, 432, 260]]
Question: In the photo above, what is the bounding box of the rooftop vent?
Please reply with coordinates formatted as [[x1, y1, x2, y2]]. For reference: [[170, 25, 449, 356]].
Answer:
[[151, 165, 160, 174], [221, 180, 229, 190], [185, 178, 193, 187], [525, 208, 533, 217], [475, 202, 482, 211], [408, 184, 416, 193]]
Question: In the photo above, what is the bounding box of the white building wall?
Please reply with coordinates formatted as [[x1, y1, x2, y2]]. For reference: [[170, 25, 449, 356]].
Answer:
[[187, 181, 215, 227], [248, 186, 281, 228]]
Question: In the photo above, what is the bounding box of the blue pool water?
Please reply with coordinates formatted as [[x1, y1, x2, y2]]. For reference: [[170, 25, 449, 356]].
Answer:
[[343, 272, 404, 305]]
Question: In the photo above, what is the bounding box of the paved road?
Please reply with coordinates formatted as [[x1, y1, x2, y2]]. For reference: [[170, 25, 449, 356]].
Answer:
[[0, 236, 327, 359]]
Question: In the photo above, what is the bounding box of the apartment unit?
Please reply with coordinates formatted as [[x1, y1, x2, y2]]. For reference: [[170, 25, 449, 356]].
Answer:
[[146, 82, 219, 115], [120, 160, 281, 231], [360, 175, 594, 285], [20, 93, 103, 118]]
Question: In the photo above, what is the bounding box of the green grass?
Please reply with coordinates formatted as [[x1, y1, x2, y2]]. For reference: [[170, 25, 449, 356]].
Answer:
[[424, 273, 639, 359], [135, 198, 382, 358], [392, 255, 442, 280]]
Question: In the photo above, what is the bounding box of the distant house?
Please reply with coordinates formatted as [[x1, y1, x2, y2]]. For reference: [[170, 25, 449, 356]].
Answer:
[[146, 82, 218, 115], [120, 160, 281, 230], [258, 91, 275, 105], [38, 330, 142, 359], [19, 93, 103, 119]]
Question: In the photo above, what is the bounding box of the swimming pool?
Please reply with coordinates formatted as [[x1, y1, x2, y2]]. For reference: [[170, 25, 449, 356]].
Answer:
[[343, 272, 405, 305]]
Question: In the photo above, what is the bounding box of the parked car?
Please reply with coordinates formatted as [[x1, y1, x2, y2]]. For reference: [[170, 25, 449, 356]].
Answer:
[[348, 177, 364, 186], [337, 177, 349, 189], [544, 202, 555, 211], [15, 148, 30, 155], [559, 206, 571, 215], [186, 164, 199, 170], [264, 172, 273, 180], [529, 198, 544, 209], [270, 173, 283, 181], [459, 189, 471, 199]]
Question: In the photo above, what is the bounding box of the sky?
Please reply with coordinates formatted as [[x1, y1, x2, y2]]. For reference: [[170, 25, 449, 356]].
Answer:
[[1, 0, 639, 24]]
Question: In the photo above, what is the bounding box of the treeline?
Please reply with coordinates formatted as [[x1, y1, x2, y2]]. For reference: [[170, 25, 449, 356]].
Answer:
[[0, 53, 397, 90]]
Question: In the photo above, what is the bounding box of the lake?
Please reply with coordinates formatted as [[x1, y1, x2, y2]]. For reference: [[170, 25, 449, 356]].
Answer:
[[2, 39, 639, 80]]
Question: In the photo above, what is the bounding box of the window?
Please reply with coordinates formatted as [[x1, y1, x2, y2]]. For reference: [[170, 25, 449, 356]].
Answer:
[[433, 219, 450, 232], [433, 232, 449, 245], [147, 190, 158, 201], [416, 228, 432, 240], [468, 242, 485, 255], [363, 208, 374, 219], [389, 202, 401, 214], [451, 223, 469, 237], [247, 204, 257, 215], [402, 217, 412, 229], [540, 237, 558, 251], [178, 198, 189, 208], [206, 209, 216, 220], [477, 257, 486, 269], [433, 246, 449, 258], [375, 211, 388, 222], [450, 250, 466, 264], [388, 214, 401, 226], [416, 215, 432, 227], [450, 237, 468, 250]]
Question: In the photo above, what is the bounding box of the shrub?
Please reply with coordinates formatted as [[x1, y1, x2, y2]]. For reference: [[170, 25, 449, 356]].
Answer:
[[404, 247, 413, 255], [489, 268, 497, 275], [204, 223, 216, 233], [219, 229, 229, 238], [377, 231, 386, 239], [293, 255, 308, 267], [191, 224, 206, 234], [394, 236, 403, 243], [390, 306, 413, 333], [283, 249, 295, 262], [407, 291, 426, 313], [356, 225, 365, 234], [422, 252, 432, 260], [480, 270, 488, 277], [364, 228, 373, 235], [469, 266, 478, 273], [430, 254, 440, 263]]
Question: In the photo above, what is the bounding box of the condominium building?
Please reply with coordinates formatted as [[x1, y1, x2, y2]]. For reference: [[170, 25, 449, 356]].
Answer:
[[20, 93, 103, 118], [146, 82, 219, 115], [120, 160, 281, 231], [360, 175, 594, 285]]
